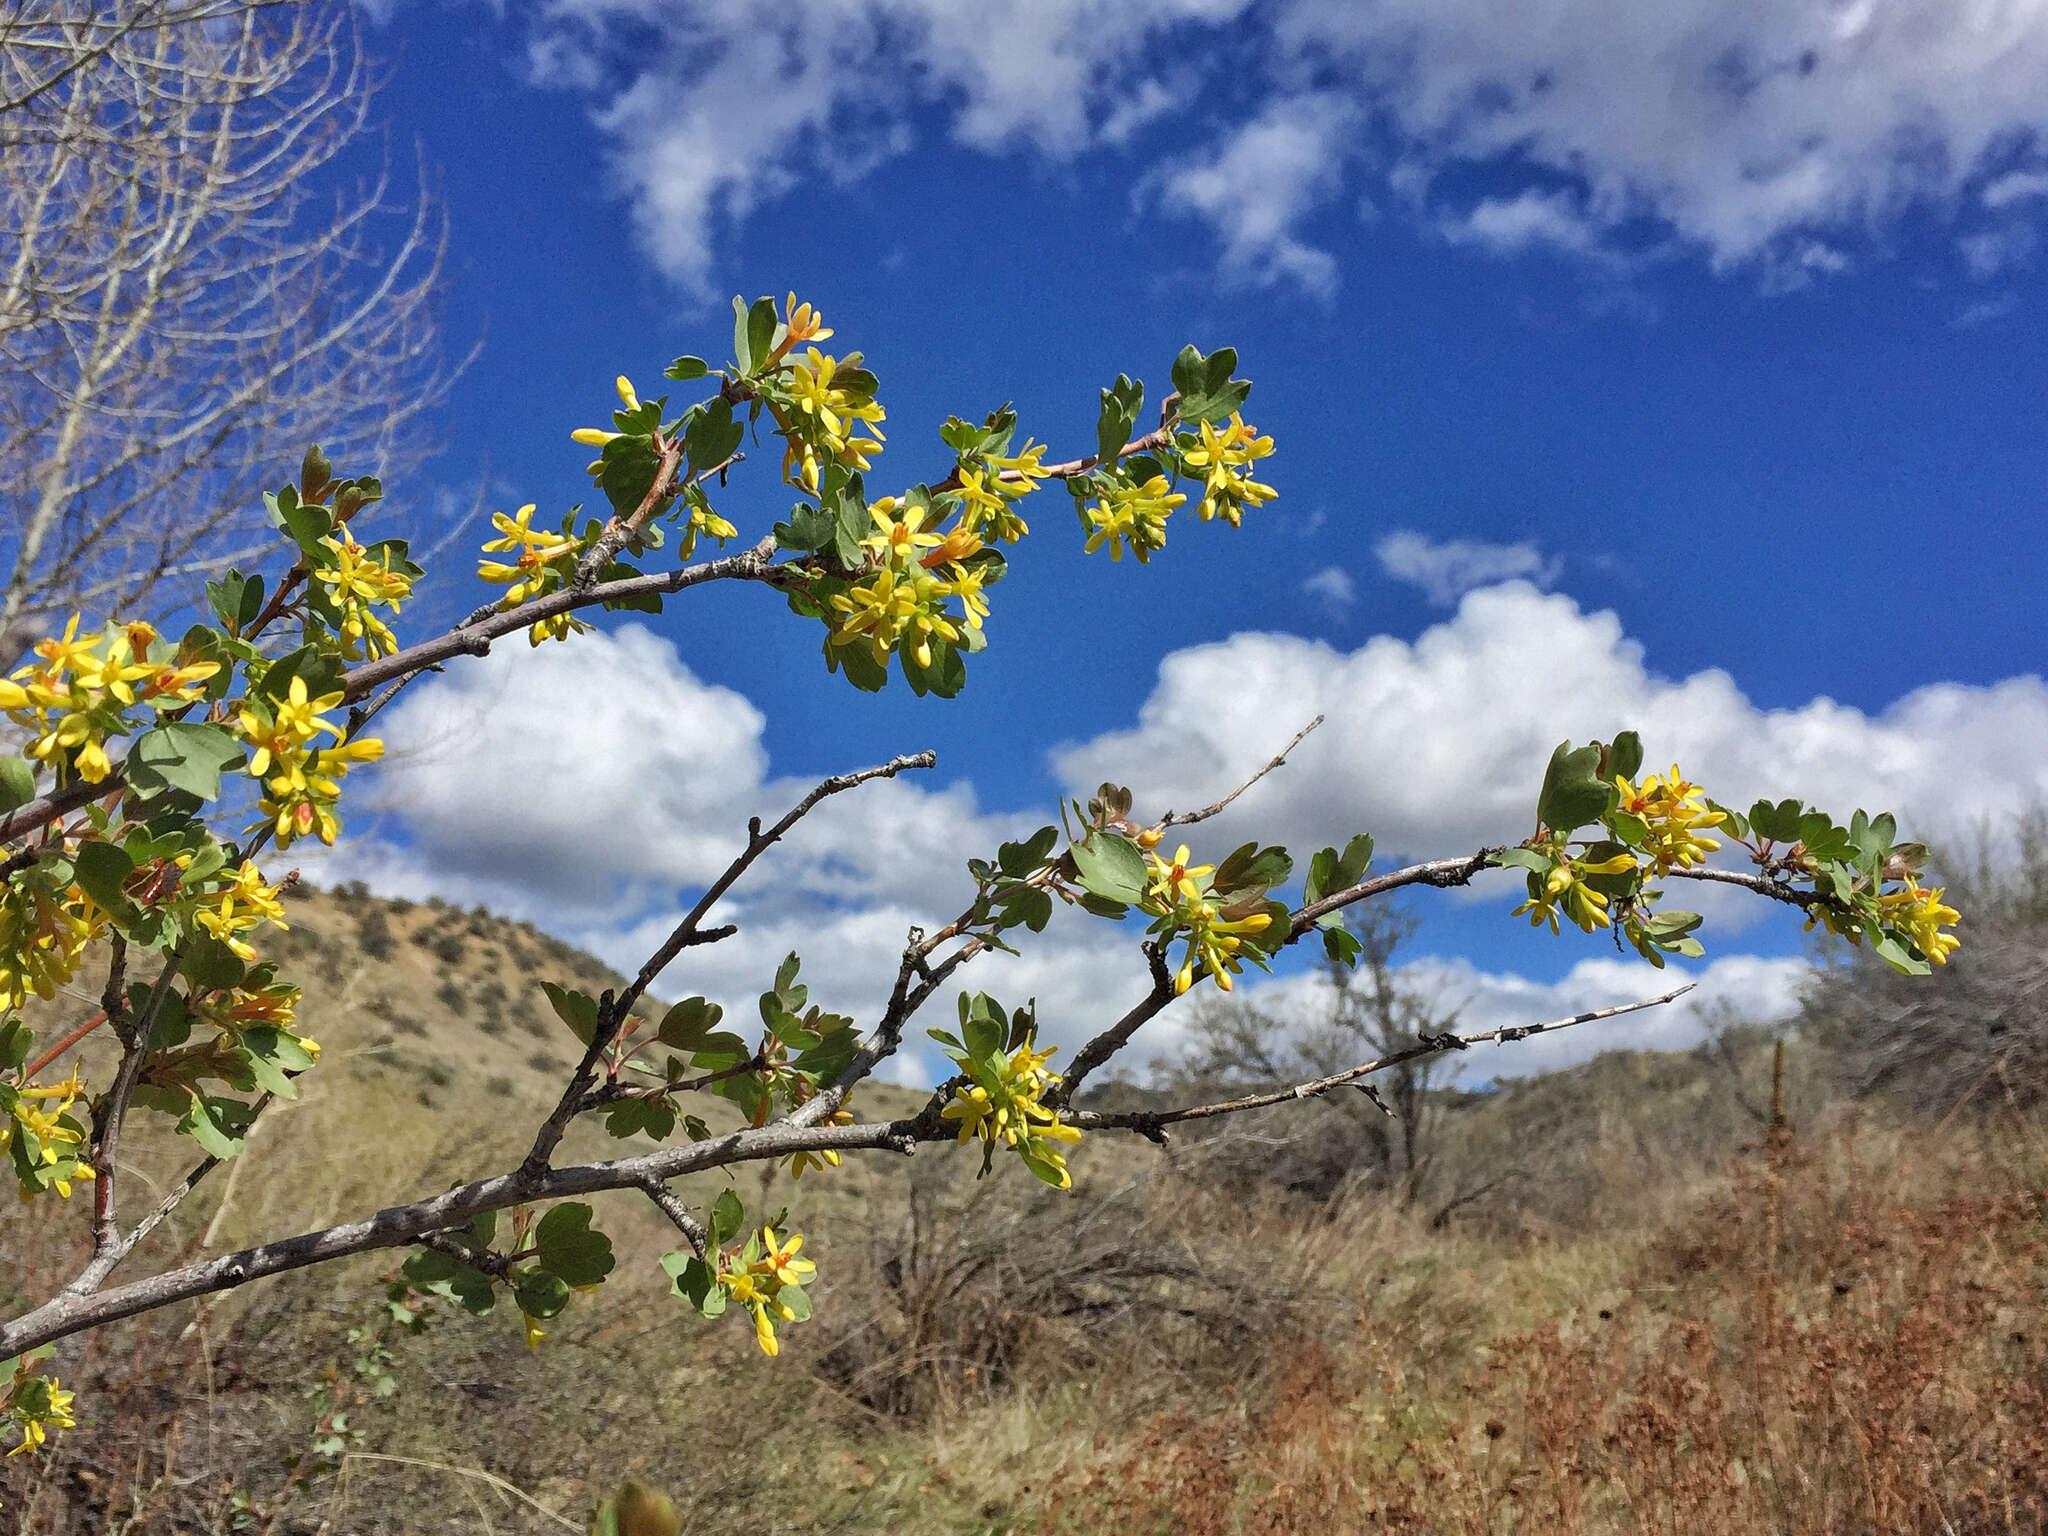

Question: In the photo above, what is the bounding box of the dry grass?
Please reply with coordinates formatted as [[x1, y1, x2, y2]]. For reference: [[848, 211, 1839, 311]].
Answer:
[[1038, 1110, 2048, 1535], [5, 888, 2046, 1533]]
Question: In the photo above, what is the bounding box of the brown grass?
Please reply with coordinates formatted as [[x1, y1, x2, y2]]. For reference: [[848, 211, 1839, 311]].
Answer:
[[1037, 1112, 2048, 1535]]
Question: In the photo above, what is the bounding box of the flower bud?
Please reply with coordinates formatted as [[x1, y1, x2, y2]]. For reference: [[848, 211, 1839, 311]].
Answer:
[[615, 375, 640, 410], [571, 428, 619, 447], [612, 1480, 682, 1536]]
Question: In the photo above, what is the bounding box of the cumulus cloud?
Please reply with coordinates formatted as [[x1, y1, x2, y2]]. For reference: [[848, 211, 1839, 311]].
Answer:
[[314, 624, 1160, 1078], [500, 0, 2048, 295], [1055, 581, 2048, 868], [325, 595, 2047, 1086], [1374, 530, 1561, 606]]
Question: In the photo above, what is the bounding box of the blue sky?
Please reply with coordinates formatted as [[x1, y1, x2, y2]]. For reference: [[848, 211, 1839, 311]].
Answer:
[[327, 0, 2048, 1080]]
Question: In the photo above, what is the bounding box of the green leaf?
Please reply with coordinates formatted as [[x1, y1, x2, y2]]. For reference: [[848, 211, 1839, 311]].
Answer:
[[604, 1098, 677, 1141], [1212, 842, 1292, 898], [961, 996, 1005, 1065], [772, 501, 835, 553], [126, 723, 244, 802], [745, 296, 778, 376], [71, 839, 134, 912], [1070, 831, 1148, 905], [1321, 925, 1364, 967], [541, 983, 599, 1047], [257, 646, 345, 706], [1096, 374, 1143, 468], [1336, 833, 1374, 888], [708, 1189, 745, 1250], [665, 355, 709, 382], [184, 933, 246, 991], [235, 1027, 315, 1100], [1537, 741, 1612, 833], [402, 1248, 496, 1315], [534, 1203, 616, 1288], [265, 485, 332, 554], [662, 1252, 725, 1317], [512, 1268, 571, 1320], [1170, 345, 1251, 424], [0, 755, 35, 815], [1606, 731, 1644, 783], [1749, 798, 1806, 844], [656, 997, 723, 1051], [205, 570, 265, 634], [684, 398, 743, 473], [178, 1093, 257, 1159]]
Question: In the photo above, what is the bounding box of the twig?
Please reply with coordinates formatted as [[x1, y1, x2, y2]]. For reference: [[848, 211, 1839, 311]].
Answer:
[[1161, 715, 1323, 828], [1072, 986, 1696, 1135], [636, 1178, 706, 1258]]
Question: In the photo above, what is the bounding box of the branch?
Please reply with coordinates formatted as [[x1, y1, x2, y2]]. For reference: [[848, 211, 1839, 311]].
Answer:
[[635, 1178, 706, 1259], [1071, 985, 1696, 1136], [516, 751, 936, 1182], [1161, 715, 1323, 828], [1665, 865, 1830, 910], [0, 984, 1698, 1358]]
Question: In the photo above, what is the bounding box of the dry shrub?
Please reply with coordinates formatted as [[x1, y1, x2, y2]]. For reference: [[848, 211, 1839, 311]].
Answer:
[[817, 1144, 1290, 1419], [1038, 1111, 2048, 1535]]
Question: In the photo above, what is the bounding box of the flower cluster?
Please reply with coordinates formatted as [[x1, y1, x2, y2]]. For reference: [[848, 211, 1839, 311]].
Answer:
[[1177, 413, 1277, 526], [939, 1028, 1083, 1189], [2, 1354, 75, 1458], [1511, 845, 1639, 935], [477, 503, 592, 645], [236, 675, 383, 847], [311, 535, 414, 660], [954, 444, 1048, 543], [1613, 766, 1726, 872], [827, 498, 989, 671], [716, 1225, 817, 1356], [0, 867, 101, 1011], [1083, 474, 1186, 564], [774, 345, 886, 493], [190, 859, 289, 962], [1880, 881, 1962, 966], [0, 618, 217, 784], [2, 1064, 92, 1199], [1141, 843, 1277, 993]]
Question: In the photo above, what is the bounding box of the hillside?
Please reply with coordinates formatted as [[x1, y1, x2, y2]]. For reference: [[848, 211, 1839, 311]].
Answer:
[[3, 887, 2043, 1534]]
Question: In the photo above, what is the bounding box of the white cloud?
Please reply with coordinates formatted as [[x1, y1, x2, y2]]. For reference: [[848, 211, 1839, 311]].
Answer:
[[499, 0, 2048, 296], [1437, 189, 1605, 258], [1374, 530, 1561, 606], [1276, 0, 2048, 280], [1302, 565, 1356, 608], [1054, 582, 2048, 871], [1147, 92, 1358, 298], [315, 624, 1162, 1076], [519, 0, 1253, 293]]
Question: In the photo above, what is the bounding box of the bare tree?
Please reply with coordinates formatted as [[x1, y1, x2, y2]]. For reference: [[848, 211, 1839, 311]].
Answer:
[[0, 0, 454, 662], [1157, 904, 1487, 1214]]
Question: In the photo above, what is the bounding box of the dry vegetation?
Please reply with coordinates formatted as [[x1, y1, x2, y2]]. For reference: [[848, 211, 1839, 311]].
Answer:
[[3, 882, 2044, 1534]]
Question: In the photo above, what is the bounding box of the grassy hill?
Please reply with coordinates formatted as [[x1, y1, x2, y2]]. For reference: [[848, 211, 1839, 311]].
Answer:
[[3, 886, 2043, 1533]]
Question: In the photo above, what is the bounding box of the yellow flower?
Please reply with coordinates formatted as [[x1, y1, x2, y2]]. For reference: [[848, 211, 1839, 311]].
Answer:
[[1083, 476, 1184, 563], [1147, 844, 1215, 906], [314, 536, 413, 660], [782, 292, 832, 346], [192, 860, 289, 962], [1882, 882, 1962, 966], [616, 374, 639, 411], [863, 500, 943, 564], [1613, 766, 1725, 871], [1179, 414, 1276, 526]]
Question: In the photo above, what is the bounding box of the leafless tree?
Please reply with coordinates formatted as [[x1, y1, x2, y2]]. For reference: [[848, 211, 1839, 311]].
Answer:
[[1156, 904, 1497, 1217], [0, 0, 455, 662]]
